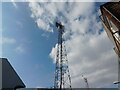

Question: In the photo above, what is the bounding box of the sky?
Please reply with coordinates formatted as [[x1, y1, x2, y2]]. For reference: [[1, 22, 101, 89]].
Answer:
[[1, 1, 119, 88]]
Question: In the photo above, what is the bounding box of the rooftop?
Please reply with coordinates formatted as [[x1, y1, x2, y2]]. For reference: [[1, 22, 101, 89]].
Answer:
[[100, 2, 120, 21]]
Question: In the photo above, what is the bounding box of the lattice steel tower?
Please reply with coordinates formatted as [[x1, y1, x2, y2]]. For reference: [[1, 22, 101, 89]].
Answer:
[[82, 75, 89, 90], [54, 22, 72, 89]]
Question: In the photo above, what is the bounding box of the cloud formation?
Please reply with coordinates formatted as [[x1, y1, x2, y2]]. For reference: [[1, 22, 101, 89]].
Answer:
[[29, 2, 118, 88], [0, 37, 16, 56], [11, 0, 18, 9], [15, 44, 26, 54], [0, 37, 16, 44]]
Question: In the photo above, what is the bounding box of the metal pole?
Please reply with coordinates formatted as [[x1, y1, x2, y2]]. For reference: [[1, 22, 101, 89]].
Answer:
[[60, 28, 63, 89]]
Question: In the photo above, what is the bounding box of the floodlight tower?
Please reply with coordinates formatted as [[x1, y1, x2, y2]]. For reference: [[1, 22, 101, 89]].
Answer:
[[54, 22, 72, 89]]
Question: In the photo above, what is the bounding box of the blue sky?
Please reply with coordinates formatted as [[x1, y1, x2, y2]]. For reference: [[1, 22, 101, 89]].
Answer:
[[1, 1, 118, 88], [2, 2, 56, 88]]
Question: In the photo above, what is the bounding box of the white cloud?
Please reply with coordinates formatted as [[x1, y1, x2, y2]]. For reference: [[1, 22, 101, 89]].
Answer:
[[29, 2, 118, 88], [11, 0, 18, 9], [12, 2, 18, 8], [41, 33, 49, 38], [49, 44, 58, 63], [0, 37, 16, 44], [16, 21, 23, 28], [15, 44, 26, 54], [36, 18, 53, 32], [65, 31, 118, 88], [0, 37, 16, 56]]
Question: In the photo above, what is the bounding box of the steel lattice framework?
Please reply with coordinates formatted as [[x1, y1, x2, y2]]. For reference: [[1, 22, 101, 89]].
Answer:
[[82, 75, 89, 89], [54, 22, 72, 89]]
